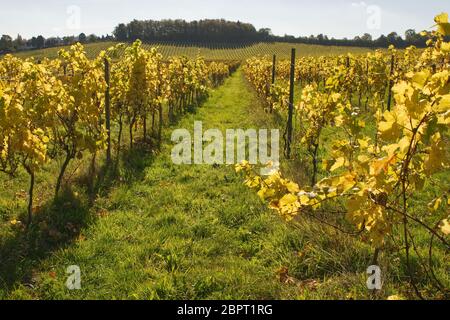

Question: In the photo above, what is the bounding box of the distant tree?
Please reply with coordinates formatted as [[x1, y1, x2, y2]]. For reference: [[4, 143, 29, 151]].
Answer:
[[258, 28, 272, 41], [113, 23, 128, 41], [127, 20, 145, 41], [375, 34, 388, 47], [405, 29, 416, 42], [28, 37, 37, 48], [361, 33, 373, 42], [13, 34, 26, 50], [283, 34, 296, 42], [87, 34, 98, 42], [45, 37, 61, 47], [0, 35, 14, 52], [63, 36, 76, 45], [36, 35, 45, 49], [386, 32, 404, 47], [78, 33, 87, 43], [404, 29, 427, 47]]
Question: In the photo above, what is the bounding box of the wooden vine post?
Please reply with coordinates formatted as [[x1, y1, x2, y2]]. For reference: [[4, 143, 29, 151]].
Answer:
[[386, 54, 395, 111], [270, 54, 276, 113], [285, 48, 296, 159], [272, 54, 276, 84], [104, 58, 112, 165]]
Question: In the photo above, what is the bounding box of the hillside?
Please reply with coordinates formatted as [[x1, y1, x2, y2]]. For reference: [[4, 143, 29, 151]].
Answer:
[[13, 41, 375, 61]]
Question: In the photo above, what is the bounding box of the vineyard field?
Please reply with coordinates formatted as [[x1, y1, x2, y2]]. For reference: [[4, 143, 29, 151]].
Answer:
[[1, 68, 422, 300], [0, 4, 449, 304], [13, 41, 374, 61]]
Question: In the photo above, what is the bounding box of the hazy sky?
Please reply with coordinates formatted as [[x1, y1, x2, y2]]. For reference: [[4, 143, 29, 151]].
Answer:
[[1, 0, 448, 39]]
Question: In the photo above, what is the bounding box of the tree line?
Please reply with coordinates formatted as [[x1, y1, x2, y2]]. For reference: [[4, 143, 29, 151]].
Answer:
[[281, 30, 434, 49], [113, 19, 436, 48], [2, 19, 444, 54], [0, 33, 113, 54], [113, 19, 271, 43]]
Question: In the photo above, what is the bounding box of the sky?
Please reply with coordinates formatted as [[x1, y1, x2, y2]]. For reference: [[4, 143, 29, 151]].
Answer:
[[1, 0, 448, 39]]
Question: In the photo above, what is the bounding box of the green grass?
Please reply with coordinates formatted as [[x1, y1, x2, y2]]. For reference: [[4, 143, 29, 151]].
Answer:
[[1, 70, 296, 300], [13, 41, 374, 61], [0, 70, 447, 300]]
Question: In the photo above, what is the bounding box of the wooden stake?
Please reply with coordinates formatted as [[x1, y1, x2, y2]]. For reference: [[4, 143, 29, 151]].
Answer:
[[270, 54, 276, 113], [104, 58, 112, 165], [386, 54, 395, 111], [285, 48, 296, 159]]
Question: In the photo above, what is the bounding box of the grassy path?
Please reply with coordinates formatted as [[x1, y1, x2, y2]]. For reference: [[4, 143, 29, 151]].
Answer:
[[4, 70, 302, 300]]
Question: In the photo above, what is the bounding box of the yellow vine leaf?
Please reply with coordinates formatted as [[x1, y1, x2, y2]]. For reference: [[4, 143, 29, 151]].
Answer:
[[441, 42, 450, 52], [435, 13, 450, 36], [387, 295, 405, 300], [440, 219, 450, 236], [428, 198, 442, 212], [411, 70, 430, 89], [330, 157, 345, 172], [436, 94, 450, 112]]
